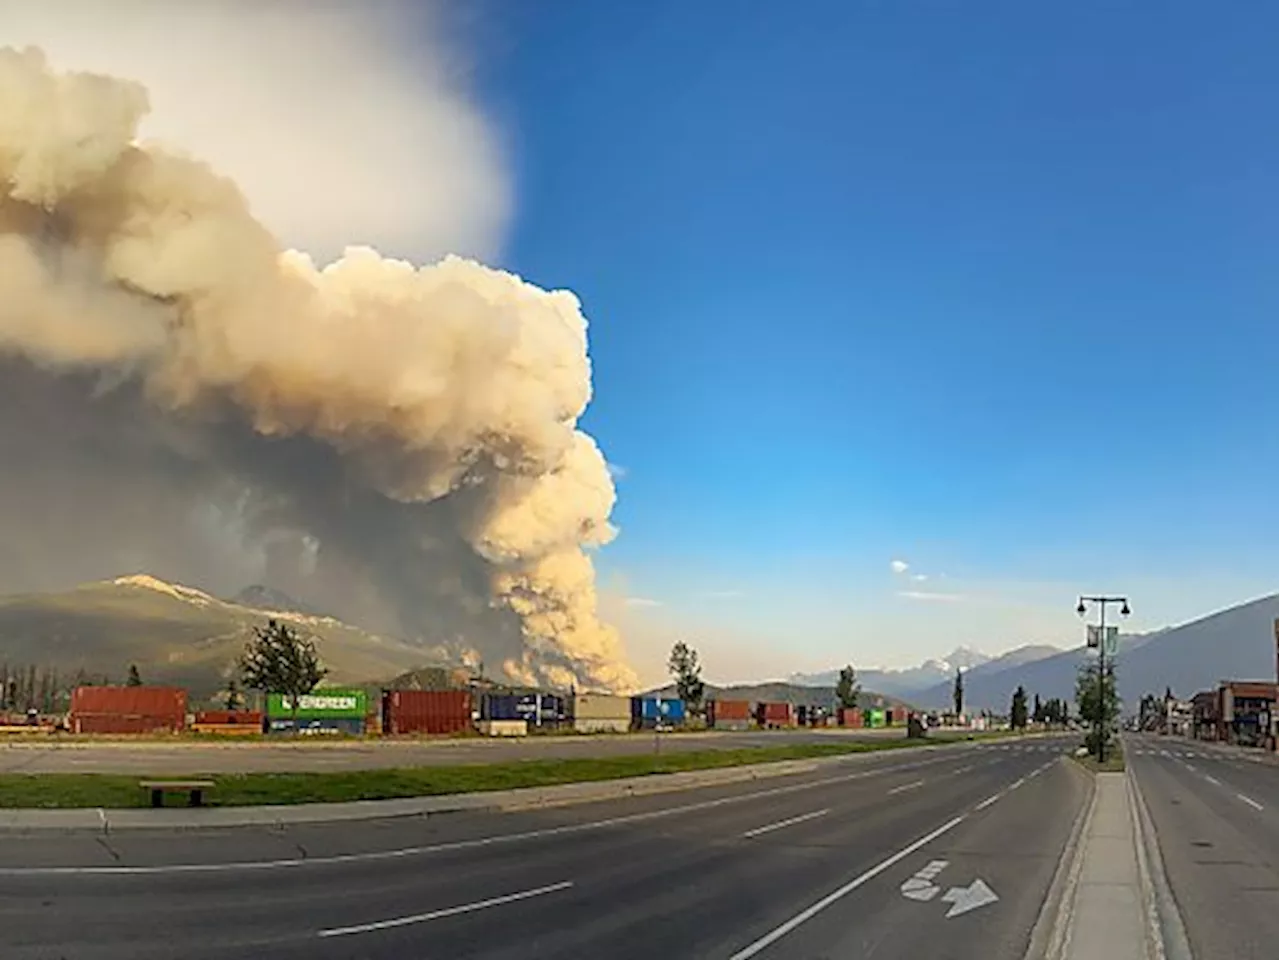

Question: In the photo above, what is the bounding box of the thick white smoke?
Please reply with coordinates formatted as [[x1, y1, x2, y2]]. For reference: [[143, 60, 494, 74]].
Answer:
[[0, 46, 638, 692]]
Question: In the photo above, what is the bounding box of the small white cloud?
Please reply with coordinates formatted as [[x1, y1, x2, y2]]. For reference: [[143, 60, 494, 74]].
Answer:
[[897, 590, 965, 603], [912, 573, 928, 582], [700, 589, 744, 599], [624, 596, 663, 608], [606, 463, 628, 480], [890, 559, 910, 575]]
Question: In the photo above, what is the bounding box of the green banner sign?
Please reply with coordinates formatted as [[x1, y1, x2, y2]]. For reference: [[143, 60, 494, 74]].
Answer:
[[266, 688, 367, 719]]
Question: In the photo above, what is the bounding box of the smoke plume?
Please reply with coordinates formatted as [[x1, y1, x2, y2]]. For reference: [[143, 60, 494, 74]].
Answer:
[[0, 46, 638, 692]]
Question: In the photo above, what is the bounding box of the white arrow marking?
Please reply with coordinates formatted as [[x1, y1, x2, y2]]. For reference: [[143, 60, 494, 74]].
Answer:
[[941, 878, 999, 918], [900, 877, 939, 901], [899, 859, 948, 901]]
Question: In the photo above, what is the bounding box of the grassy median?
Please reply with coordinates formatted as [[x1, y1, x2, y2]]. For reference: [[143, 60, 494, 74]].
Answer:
[[0, 736, 958, 809]]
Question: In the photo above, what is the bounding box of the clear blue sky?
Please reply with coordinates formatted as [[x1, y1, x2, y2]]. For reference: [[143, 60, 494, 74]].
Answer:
[[472, 2, 1274, 678]]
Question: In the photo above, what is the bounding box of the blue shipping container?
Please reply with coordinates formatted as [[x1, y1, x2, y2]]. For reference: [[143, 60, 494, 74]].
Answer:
[[633, 697, 686, 724], [482, 693, 566, 725], [480, 694, 520, 721]]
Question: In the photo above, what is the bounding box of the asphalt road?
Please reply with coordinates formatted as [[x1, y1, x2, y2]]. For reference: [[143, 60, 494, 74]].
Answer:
[[0, 735, 1084, 959], [1126, 733, 1278, 960], [0, 727, 958, 774]]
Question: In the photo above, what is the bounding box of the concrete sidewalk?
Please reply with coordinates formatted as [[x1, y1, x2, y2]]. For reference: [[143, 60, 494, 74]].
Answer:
[[1061, 773, 1149, 959]]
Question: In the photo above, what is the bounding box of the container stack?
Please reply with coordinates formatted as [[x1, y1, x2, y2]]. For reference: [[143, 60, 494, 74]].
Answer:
[[755, 701, 794, 729], [266, 689, 367, 735]]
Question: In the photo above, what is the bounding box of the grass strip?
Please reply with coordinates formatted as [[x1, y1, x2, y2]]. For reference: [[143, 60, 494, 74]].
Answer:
[[1069, 740, 1126, 773], [0, 735, 962, 809]]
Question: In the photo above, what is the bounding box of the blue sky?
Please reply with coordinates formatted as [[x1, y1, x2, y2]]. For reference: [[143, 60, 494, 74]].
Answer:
[[465, 2, 1276, 680], [22, 2, 1269, 684]]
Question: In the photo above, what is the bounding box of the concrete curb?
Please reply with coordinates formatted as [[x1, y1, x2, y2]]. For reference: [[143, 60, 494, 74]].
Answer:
[[0, 742, 979, 832], [1030, 758, 1099, 960], [1126, 766, 1193, 960]]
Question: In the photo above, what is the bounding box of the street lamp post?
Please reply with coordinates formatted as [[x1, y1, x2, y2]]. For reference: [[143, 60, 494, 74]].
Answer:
[[1076, 594, 1131, 763]]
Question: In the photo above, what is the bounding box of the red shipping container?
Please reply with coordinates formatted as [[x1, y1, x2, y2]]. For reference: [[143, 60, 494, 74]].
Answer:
[[71, 686, 187, 719], [839, 707, 864, 728], [382, 690, 472, 735], [73, 714, 183, 734], [193, 710, 263, 726], [708, 699, 751, 722], [755, 701, 794, 727]]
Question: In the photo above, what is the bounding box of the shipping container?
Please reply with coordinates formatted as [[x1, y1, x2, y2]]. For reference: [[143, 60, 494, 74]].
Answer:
[[266, 689, 367, 719], [481, 692, 565, 727], [631, 697, 687, 728], [838, 707, 864, 728], [267, 716, 365, 735], [382, 689, 472, 735], [193, 710, 263, 726], [708, 699, 751, 729], [571, 693, 630, 720], [864, 708, 886, 728], [191, 723, 261, 736], [573, 716, 631, 734], [755, 701, 794, 728], [72, 714, 184, 734], [479, 719, 527, 737], [71, 686, 186, 719]]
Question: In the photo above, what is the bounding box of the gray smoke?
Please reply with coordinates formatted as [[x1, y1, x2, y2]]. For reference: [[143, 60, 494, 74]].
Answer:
[[0, 46, 638, 692]]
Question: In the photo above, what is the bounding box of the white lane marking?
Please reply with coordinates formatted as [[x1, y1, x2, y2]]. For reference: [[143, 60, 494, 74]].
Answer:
[[975, 793, 1002, 811], [317, 880, 573, 938], [1237, 794, 1264, 811], [727, 816, 965, 960], [887, 780, 926, 796], [0, 751, 974, 876], [742, 808, 830, 838], [941, 877, 999, 918], [951, 765, 974, 775], [1008, 777, 1026, 790], [1203, 775, 1220, 786]]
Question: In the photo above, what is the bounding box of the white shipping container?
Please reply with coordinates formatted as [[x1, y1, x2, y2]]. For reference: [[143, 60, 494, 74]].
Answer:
[[573, 717, 631, 734], [572, 694, 631, 721], [479, 719, 528, 737]]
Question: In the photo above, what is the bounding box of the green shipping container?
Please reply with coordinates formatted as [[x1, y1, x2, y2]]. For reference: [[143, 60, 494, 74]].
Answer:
[[267, 688, 367, 719], [864, 708, 886, 728]]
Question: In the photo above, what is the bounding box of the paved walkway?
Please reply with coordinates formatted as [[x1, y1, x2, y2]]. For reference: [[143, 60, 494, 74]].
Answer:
[[1061, 772, 1150, 960]]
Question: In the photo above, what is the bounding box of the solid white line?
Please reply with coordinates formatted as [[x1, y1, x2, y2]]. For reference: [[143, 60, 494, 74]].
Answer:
[[317, 880, 573, 938], [727, 816, 965, 960], [975, 793, 1002, 811], [887, 780, 926, 796], [742, 808, 830, 838], [0, 751, 971, 876], [1236, 793, 1264, 811], [1203, 775, 1220, 786]]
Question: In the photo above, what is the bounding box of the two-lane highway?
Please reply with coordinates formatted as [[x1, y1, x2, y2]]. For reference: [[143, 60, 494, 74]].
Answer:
[[0, 736, 1084, 959], [1127, 733, 1278, 960]]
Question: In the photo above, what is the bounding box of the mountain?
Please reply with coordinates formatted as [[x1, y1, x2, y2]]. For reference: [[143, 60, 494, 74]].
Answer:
[[790, 645, 1056, 699], [643, 680, 915, 712], [0, 574, 449, 698], [229, 585, 329, 618], [909, 595, 1280, 712]]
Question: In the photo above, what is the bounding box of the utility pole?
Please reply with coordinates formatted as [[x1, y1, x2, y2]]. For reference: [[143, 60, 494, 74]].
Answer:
[[1077, 594, 1131, 763]]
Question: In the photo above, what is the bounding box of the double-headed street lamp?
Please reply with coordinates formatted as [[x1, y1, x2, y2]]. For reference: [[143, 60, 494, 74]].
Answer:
[[1076, 594, 1131, 762]]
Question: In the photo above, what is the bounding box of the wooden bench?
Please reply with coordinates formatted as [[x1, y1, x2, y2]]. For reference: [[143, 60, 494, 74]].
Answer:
[[139, 779, 215, 808]]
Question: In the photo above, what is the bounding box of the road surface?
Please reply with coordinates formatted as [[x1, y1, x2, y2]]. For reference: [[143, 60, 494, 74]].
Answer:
[[1126, 733, 1278, 960], [0, 736, 1083, 959], [1, 727, 971, 774]]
